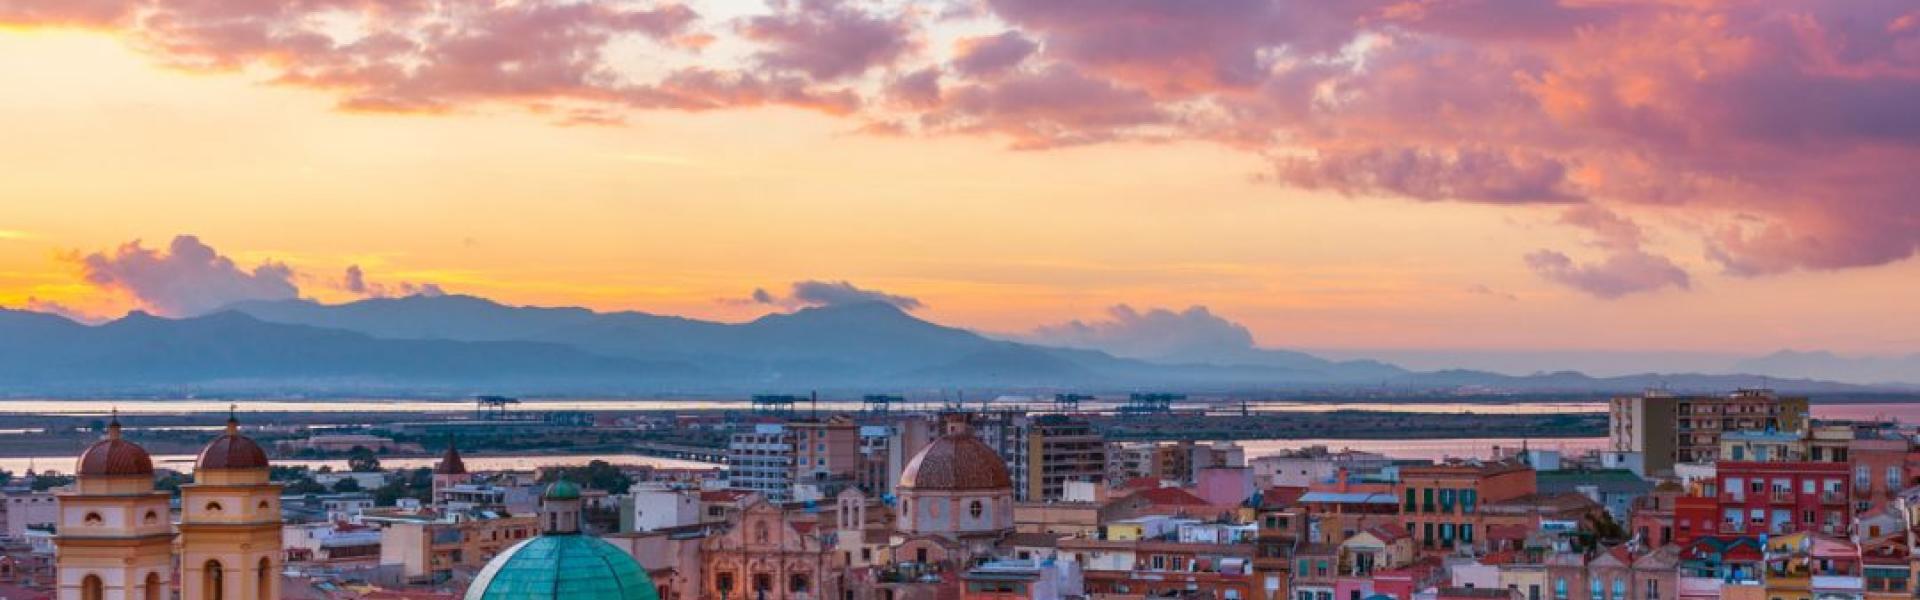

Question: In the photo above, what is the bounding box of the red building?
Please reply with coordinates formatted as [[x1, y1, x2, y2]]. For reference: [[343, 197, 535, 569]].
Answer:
[[1670, 495, 1718, 547], [1713, 461, 1851, 536]]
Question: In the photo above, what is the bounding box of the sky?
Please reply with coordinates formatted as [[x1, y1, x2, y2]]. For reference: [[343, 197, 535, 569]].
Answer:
[[0, 0, 1916, 363]]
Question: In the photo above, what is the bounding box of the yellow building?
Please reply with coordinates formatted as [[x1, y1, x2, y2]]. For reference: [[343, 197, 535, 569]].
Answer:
[[54, 417, 173, 600], [178, 415, 284, 600]]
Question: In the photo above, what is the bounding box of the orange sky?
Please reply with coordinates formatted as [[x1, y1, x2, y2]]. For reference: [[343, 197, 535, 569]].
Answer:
[[1, 6, 1916, 355]]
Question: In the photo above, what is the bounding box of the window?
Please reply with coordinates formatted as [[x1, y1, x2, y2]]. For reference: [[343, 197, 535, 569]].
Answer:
[[145, 572, 162, 600], [1645, 578, 1659, 600], [1589, 578, 1602, 599], [753, 574, 772, 593], [1554, 578, 1568, 600], [205, 502, 224, 513], [205, 560, 225, 600], [257, 557, 272, 600], [84, 512, 103, 525], [82, 575, 103, 600], [1612, 578, 1624, 600], [789, 574, 809, 592], [970, 500, 984, 519]]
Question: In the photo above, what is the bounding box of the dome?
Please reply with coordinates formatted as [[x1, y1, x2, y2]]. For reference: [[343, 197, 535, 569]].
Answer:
[[197, 418, 269, 470], [435, 444, 467, 475], [76, 422, 153, 477], [898, 430, 1012, 492], [544, 480, 582, 500], [464, 535, 660, 600]]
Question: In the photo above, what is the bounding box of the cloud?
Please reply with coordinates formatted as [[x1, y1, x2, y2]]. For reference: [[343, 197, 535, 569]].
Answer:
[[739, 280, 923, 310], [1029, 305, 1255, 360], [952, 31, 1037, 77], [1525, 248, 1691, 299], [6, 0, 1918, 281], [739, 0, 917, 81], [72, 235, 298, 317], [339, 265, 446, 299]]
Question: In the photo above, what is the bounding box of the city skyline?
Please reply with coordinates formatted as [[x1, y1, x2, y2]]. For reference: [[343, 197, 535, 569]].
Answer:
[[2, 0, 1917, 359]]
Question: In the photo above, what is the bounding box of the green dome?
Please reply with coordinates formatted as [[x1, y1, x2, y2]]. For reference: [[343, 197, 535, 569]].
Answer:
[[464, 535, 659, 600], [545, 480, 582, 500]]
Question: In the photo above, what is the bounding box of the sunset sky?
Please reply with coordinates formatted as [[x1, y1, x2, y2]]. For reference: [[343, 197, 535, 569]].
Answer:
[[1, 0, 1916, 362]]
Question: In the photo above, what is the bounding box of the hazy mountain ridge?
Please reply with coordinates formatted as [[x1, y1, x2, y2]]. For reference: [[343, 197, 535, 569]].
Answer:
[[0, 296, 1906, 395]]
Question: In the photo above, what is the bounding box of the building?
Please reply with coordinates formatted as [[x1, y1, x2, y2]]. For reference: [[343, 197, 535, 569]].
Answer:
[[1022, 415, 1106, 502], [177, 415, 284, 600], [462, 481, 662, 600], [1395, 461, 1536, 554], [1714, 461, 1851, 537], [726, 417, 865, 503], [3, 491, 58, 540], [786, 416, 861, 501], [55, 413, 286, 600], [52, 417, 172, 600], [1609, 389, 1809, 476], [367, 509, 540, 581], [726, 424, 795, 502], [895, 414, 1016, 559], [697, 499, 839, 600]]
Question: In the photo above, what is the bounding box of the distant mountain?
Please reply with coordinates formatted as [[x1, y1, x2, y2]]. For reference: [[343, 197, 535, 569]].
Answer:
[[0, 296, 1906, 396], [1733, 350, 1920, 386], [0, 308, 699, 394]]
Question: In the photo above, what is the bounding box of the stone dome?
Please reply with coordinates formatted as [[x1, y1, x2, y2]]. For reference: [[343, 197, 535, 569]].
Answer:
[[464, 535, 660, 600], [898, 430, 1012, 492], [76, 421, 153, 477], [197, 417, 269, 470]]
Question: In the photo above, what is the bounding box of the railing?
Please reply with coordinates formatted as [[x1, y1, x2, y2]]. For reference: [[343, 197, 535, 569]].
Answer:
[[1820, 491, 1846, 504]]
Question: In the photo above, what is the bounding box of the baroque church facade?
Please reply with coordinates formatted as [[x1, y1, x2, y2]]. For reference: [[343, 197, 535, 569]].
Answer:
[[54, 413, 283, 600]]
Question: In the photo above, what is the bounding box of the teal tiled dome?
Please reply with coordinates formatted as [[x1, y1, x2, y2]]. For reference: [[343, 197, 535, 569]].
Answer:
[[544, 480, 582, 500], [463, 535, 659, 600]]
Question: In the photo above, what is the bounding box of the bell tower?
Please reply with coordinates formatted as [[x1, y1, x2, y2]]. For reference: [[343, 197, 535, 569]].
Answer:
[[55, 413, 173, 600], [178, 410, 283, 600]]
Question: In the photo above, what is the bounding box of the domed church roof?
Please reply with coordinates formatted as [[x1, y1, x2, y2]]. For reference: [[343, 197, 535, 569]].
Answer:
[[76, 415, 153, 477], [197, 412, 269, 470], [898, 429, 1012, 492], [463, 535, 660, 600]]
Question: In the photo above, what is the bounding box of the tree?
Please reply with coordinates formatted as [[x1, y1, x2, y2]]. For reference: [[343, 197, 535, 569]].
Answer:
[[332, 477, 363, 493], [538, 460, 632, 494], [347, 447, 381, 473]]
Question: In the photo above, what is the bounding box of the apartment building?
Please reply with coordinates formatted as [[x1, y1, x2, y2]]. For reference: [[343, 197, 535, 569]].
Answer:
[[1395, 461, 1537, 553]]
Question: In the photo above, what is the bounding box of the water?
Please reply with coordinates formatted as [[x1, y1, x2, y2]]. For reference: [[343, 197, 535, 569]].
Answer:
[[1237, 437, 1610, 463], [2, 453, 719, 476]]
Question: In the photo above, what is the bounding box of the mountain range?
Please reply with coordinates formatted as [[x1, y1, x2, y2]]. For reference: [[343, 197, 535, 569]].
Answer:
[[0, 294, 1907, 396]]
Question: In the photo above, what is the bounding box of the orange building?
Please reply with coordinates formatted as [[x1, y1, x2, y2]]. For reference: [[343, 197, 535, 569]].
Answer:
[[1394, 461, 1535, 553]]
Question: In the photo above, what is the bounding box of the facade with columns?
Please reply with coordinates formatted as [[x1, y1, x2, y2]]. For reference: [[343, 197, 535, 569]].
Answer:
[[54, 415, 284, 600]]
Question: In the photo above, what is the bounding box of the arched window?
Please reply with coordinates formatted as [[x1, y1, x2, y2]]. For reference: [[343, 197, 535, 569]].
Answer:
[[1612, 578, 1624, 600], [969, 500, 984, 519], [257, 500, 271, 510], [257, 557, 272, 600], [143, 510, 159, 525], [205, 501, 224, 514], [83, 512, 103, 525], [205, 560, 225, 600], [790, 574, 810, 592], [145, 572, 163, 600], [81, 575, 103, 600], [754, 521, 770, 543]]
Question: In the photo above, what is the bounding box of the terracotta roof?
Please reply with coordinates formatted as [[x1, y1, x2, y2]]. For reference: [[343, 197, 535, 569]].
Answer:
[[76, 422, 154, 477], [1363, 525, 1410, 544], [433, 444, 466, 475], [197, 418, 270, 470], [898, 431, 1012, 492], [1133, 487, 1213, 507], [699, 489, 754, 502]]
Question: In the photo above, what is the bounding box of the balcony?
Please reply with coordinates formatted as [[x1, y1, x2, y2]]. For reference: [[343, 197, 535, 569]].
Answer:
[[1820, 491, 1846, 505], [1770, 491, 1794, 504]]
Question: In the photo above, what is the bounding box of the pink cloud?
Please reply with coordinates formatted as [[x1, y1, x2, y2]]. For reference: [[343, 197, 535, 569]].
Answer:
[[952, 31, 1036, 77], [73, 235, 298, 317], [739, 0, 916, 81], [1525, 248, 1691, 299], [4, 0, 1916, 284]]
